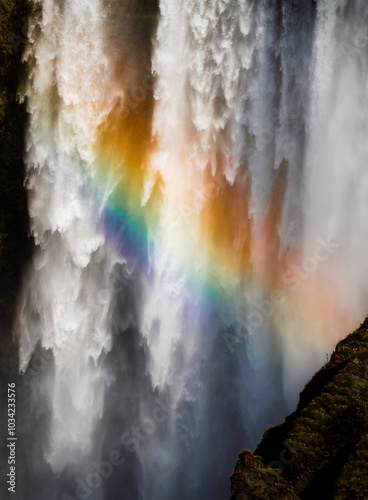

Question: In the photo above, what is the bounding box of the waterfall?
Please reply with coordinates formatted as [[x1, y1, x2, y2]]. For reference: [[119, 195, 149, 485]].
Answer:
[[16, 1, 368, 499], [17, 0, 121, 473]]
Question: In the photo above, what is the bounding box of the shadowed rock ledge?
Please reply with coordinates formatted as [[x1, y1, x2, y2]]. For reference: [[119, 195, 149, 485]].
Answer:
[[231, 317, 368, 500]]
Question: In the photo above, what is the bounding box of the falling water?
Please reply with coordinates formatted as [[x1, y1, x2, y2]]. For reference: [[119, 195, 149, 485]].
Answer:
[[16, 0, 368, 499], [17, 0, 122, 473]]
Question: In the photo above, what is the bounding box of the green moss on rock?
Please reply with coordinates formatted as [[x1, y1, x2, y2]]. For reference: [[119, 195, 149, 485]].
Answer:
[[231, 318, 368, 499]]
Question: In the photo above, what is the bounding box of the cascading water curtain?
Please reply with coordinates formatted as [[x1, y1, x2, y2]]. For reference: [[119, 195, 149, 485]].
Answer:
[[16, 0, 368, 499]]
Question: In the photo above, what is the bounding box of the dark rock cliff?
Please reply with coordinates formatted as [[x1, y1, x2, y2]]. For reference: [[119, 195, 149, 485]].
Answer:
[[231, 317, 368, 500]]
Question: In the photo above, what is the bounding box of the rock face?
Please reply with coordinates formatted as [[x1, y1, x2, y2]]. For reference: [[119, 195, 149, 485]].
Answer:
[[0, 0, 30, 349], [231, 318, 368, 500]]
